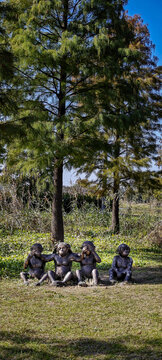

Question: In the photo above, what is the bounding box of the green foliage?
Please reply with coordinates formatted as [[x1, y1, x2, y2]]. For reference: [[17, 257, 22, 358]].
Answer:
[[0, 3, 25, 159], [2, 0, 130, 168], [1, 0, 133, 241], [0, 230, 52, 277], [75, 15, 161, 234], [1, 2, 161, 242]]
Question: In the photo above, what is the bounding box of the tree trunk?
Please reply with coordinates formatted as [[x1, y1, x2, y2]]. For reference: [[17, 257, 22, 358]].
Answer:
[[111, 133, 120, 233], [51, 0, 67, 244], [112, 179, 120, 233], [51, 160, 64, 244]]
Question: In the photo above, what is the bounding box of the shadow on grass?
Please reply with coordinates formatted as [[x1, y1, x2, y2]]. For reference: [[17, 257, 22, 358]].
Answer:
[[0, 331, 161, 360], [132, 266, 162, 285], [100, 266, 162, 286]]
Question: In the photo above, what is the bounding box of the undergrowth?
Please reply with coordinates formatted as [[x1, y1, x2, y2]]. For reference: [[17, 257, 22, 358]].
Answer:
[[0, 202, 161, 278]]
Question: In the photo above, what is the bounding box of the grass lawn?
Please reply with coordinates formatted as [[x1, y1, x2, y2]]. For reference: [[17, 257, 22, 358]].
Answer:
[[0, 203, 161, 359], [0, 269, 162, 360]]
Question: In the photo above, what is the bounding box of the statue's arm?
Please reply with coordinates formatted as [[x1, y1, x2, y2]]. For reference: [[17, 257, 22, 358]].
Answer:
[[92, 250, 101, 263], [69, 253, 82, 262], [127, 257, 133, 271], [40, 253, 55, 262], [24, 254, 32, 269], [111, 256, 118, 272]]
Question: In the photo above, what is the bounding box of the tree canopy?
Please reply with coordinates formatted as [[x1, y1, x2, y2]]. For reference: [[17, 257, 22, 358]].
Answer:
[[74, 15, 162, 232], [0, 1, 161, 238]]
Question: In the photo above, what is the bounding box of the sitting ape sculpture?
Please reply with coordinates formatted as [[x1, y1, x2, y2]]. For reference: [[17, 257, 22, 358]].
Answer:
[[20, 243, 48, 285], [36, 242, 80, 286], [109, 243, 133, 284], [76, 241, 101, 286]]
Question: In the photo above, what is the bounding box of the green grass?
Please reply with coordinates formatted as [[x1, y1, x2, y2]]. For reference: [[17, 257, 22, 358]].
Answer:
[[0, 202, 161, 359], [0, 228, 161, 277], [0, 275, 161, 360]]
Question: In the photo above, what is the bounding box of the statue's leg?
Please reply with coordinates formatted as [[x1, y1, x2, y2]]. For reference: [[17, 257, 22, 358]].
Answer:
[[117, 271, 124, 281], [62, 271, 73, 284], [109, 268, 116, 284], [35, 273, 48, 286], [48, 270, 60, 286], [124, 270, 132, 282], [20, 272, 29, 285], [92, 269, 99, 286], [51, 271, 74, 287], [76, 269, 87, 287]]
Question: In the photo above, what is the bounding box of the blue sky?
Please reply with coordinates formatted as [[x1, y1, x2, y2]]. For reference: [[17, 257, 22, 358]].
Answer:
[[126, 0, 162, 65]]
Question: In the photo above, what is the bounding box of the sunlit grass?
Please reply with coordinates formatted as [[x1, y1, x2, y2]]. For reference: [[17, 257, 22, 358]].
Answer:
[[0, 276, 161, 360]]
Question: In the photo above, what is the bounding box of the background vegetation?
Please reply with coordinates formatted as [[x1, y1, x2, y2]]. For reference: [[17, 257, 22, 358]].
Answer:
[[0, 0, 161, 241], [0, 196, 161, 277]]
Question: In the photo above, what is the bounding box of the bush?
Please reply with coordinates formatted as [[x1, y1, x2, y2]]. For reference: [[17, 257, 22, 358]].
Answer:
[[145, 221, 162, 248]]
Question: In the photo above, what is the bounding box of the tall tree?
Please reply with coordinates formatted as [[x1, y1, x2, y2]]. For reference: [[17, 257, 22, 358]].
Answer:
[[74, 15, 161, 233], [2, 0, 131, 242], [0, 2, 19, 161]]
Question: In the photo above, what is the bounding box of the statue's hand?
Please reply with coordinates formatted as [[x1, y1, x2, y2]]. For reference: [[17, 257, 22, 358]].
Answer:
[[88, 245, 94, 251], [24, 261, 28, 269]]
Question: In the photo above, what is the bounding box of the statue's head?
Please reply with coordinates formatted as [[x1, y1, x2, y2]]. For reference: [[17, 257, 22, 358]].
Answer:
[[57, 242, 72, 257], [81, 241, 95, 255], [116, 243, 130, 257], [30, 243, 43, 256]]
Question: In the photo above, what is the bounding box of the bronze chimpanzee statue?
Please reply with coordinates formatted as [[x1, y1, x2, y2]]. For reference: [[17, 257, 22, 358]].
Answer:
[[109, 243, 133, 284], [76, 241, 101, 286], [36, 242, 80, 286], [20, 243, 48, 285]]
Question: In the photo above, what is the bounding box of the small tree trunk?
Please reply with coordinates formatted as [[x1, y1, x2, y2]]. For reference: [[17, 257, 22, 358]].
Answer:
[[112, 184, 119, 234], [51, 160, 64, 244], [111, 133, 120, 233]]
